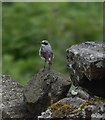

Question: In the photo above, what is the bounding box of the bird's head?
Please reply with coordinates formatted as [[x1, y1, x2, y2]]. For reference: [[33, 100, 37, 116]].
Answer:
[[41, 40, 49, 46]]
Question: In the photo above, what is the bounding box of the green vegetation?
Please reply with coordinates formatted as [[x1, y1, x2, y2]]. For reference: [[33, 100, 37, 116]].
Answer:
[[2, 3, 103, 85], [0, 2, 2, 74], [69, 83, 76, 92]]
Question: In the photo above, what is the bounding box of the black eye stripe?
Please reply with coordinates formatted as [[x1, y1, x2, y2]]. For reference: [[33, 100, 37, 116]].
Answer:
[[44, 42, 48, 45], [42, 42, 48, 45]]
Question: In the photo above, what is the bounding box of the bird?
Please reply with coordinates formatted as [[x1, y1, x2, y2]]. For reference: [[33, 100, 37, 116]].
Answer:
[[39, 40, 54, 70]]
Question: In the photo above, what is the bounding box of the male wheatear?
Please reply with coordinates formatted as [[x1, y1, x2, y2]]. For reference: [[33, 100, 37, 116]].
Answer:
[[39, 40, 54, 70]]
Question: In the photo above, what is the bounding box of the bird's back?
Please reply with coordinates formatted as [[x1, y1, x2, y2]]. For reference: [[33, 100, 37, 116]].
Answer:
[[41, 45, 53, 63]]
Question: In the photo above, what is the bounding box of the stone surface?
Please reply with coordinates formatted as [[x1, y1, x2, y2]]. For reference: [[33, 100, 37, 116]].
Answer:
[[1, 75, 32, 119], [67, 87, 90, 100], [66, 42, 105, 98], [38, 87, 105, 119], [24, 69, 71, 116]]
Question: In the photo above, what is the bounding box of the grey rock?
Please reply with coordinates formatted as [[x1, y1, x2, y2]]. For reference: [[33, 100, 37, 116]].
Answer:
[[24, 69, 71, 116], [39, 92, 105, 119], [1, 75, 32, 119], [67, 87, 90, 100], [2, 75, 23, 108], [66, 42, 105, 98]]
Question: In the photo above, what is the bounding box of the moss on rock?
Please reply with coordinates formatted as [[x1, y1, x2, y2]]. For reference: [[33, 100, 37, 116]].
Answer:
[[49, 97, 105, 118]]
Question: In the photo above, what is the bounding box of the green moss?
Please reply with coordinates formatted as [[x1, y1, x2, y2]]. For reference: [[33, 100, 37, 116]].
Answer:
[[50, 101, 78, 117], [50, 101, 77, 112], [50, 97, 105, 117], [94, 96, 105, 104]]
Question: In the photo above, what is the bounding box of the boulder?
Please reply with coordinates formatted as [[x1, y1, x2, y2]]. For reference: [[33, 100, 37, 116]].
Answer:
[[23, 69, 71, 117], [66, 42, 105, 98], [38, 87, 105, 119], [1, 75, 31, 119]]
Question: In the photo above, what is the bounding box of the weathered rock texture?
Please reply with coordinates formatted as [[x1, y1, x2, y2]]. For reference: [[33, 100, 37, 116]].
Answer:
[[2, 41, 105, 120], [39, 87, 105, 119], [24, 69, 71, 117], [1, 75, 32, 119], [66, 42, 105, 98]]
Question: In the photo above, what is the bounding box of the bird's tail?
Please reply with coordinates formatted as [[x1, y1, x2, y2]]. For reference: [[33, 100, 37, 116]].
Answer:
[[48, 58, 52, 70]]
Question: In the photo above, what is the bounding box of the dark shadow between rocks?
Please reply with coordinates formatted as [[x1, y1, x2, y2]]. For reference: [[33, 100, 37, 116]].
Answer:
[[79, 74, 105, 98]]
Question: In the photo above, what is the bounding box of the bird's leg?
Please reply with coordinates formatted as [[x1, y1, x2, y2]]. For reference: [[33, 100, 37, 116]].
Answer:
[[43, 60, 46, 70], [48, 61, 52, 70], [48, 63, 50, 70]]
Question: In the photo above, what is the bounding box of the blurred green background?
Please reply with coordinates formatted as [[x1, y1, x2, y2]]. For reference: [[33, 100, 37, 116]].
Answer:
[[2, 2, 103, 85]]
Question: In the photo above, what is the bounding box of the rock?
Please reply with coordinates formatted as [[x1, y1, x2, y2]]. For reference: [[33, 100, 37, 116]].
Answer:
[[1, 75, 32, 119], [24, 69, 71, 117], [67, 87, 90, 100], [39, 88, 105, 119], [66, 42, 105, 98]]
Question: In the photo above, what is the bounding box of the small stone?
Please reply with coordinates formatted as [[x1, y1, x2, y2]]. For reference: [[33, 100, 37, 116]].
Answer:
[[71, 90, 78, 96]]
